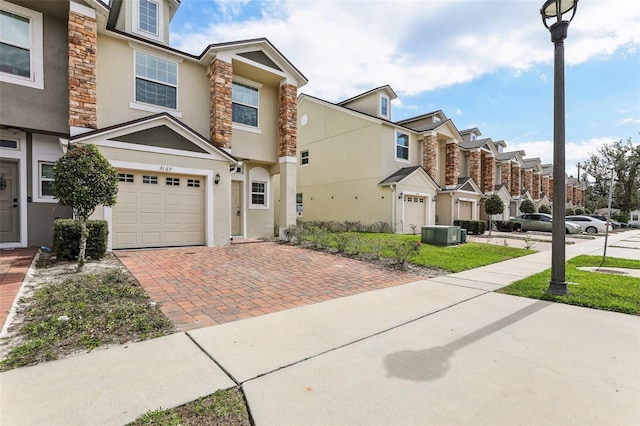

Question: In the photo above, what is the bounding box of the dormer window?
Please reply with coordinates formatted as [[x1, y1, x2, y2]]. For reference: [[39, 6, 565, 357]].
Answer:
[[133, 0, 163, 42], [139, 0, 158, 35], [380, 94, 390, 119], [471, 134, 477, 141], [433, 116, 441, 123]]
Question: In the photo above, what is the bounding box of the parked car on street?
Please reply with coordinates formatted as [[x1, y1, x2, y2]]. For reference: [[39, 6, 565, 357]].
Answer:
[[509, 213, 583, 234], [586, 214, 621, 229], [566, 215, 612, 234]]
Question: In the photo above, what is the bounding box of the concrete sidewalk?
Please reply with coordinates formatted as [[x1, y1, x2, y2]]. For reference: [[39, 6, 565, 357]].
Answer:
[[1, 230, 638, 425]]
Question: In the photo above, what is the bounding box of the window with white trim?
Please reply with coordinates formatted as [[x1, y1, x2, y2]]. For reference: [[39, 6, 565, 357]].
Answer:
[[39, 162, 54, 198], [166, 177, 180, 186], [300, 150, 309, 166], [143, 175, 158, 184], [118, 173, 134, 183], [232, 81, 259, 127], [380, 94, 389, 118], [251, 181, 266, 206], [138, 0, 158, 36], [396, 131, 409, 161], [0, 1, 43, 89], [135, 51, 177, 109]]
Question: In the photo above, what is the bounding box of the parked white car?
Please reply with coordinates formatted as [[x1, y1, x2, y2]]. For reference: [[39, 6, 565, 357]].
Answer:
[[566, 215, 611, 234]]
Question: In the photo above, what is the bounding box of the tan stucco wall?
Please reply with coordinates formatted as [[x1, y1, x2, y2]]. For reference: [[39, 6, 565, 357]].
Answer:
[[341, 93, 378, 117], [436, 192, 453, 225], [96, 36, 210, 136]]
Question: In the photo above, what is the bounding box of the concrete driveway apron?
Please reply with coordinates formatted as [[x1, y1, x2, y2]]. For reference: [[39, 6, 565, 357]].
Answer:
[[116, 242, 422, 331]]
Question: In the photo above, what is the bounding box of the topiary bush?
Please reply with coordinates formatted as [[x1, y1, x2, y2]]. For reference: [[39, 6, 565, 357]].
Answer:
[[53, 219, 108, 261], [538, 204, 552, 214], [454, 220, 486, 235]]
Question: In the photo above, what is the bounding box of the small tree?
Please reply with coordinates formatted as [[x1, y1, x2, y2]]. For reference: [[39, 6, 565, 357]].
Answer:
[[519, 199, 536, 214], [52, 144, 118, 270], [484, 194, 504, 236]]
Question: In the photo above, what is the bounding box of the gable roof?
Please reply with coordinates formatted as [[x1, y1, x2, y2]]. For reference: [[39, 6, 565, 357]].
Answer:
[[378, 166, 439, 190], [459, 137, 493, 150], [496, 150, 526, 162], [338, 85, 398, 106], [68, 112, 237, 163]]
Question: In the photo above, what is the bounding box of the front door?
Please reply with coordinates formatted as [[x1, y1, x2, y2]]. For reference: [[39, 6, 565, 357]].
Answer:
[[231, 180, 242, 235], [0, 161, 19, 243]]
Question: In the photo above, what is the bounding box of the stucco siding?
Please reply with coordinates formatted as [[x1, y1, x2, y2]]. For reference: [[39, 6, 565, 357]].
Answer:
[[0, 8, 68, 134], [96, 37, 210, 136]]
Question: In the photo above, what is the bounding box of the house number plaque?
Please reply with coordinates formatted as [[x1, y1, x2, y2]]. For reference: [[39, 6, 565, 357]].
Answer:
[[159, 166, 173, 172]]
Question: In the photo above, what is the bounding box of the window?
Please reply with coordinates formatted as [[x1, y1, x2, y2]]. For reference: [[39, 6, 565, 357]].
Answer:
[[0, 2, 43, 89], [471, 134, 477, 141], [433, 116, 441, 123], [300, 150, 309, 166], [143, 175, 158, 184], [138, 0, 158, 36], [135, 51, 177, 109], [187, 179, 200, 188], [0, 139, 18, 149], [39, 162, 54, 198], [118, 173, 134, 183], [232, 82, 259, 127], [396, 131, 409, 161], [251, 181, 266, 206], [380, 95, 389, 118], [166, 177, 180, 186]]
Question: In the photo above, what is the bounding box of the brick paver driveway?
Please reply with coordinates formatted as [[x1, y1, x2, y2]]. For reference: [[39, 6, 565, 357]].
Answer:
[[116, 242, 422, 332]]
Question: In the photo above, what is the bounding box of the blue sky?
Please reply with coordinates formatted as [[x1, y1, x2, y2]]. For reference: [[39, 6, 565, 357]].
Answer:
[[168, 0, 640, 174]]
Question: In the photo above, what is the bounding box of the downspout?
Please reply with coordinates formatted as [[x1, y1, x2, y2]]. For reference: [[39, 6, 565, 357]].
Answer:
[[391, 184, 397, 233]]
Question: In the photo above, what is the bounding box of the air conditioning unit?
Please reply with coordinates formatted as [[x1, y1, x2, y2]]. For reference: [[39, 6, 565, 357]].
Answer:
[[421, 226, 460, 246]]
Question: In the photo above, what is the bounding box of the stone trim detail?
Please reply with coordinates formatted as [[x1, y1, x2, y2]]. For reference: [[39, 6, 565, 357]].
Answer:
[[501, 162, 511, 191], [524, 169, 533, 196], [209, 59, 233, 149], [469, 150, 481, 188], [421, 134, 438, 179], [445, 142, 459, 187], [68, 10, 97, 130], [548, 177, 554, 202], [279, 83, 297, 157], [482, 154, 495, 193], [541, 175, 550, 198], [533, 172, 541, 200], [511, 166, 521, 197]]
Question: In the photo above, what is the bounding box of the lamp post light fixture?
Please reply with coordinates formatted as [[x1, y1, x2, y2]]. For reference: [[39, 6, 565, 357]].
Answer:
[[541, 0, 579, 295]]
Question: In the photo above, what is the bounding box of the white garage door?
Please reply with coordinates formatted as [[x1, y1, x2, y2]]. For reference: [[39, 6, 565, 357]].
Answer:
[[113, 170, 205, 249], [459, 200, 473, 220], [404, 195, 426, 233]]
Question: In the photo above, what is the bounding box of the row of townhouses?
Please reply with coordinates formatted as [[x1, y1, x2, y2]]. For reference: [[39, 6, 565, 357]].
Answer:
[[0, 0, 586, 250]]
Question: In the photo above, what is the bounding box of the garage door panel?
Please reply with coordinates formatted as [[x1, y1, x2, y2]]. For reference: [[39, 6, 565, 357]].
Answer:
[[141, 193, 161, 205], [113, 170, 205, 249]]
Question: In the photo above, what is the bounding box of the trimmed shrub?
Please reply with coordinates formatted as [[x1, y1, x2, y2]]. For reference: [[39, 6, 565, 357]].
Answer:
[[53, 219, 108, 261], [574, 207, 584, 215], [494, 220, 518, 232], [538, 204, 552, 214], [519, 199, 536, 214], [454, 220, 486, 235], [565, 207, 575, 216]]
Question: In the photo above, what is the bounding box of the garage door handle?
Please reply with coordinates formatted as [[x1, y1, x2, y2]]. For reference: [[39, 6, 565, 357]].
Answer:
[[236, 210, 241, 216]]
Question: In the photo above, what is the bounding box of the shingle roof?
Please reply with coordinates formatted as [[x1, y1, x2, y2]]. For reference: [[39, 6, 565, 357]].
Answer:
[[459, 137, 492, 150], [378, 166, 423, 185]]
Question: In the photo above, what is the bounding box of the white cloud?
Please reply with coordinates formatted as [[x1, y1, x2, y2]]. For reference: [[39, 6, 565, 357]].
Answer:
[[171, 0, 640, 102], [454, 108, 462, 116], [615, 117, 640, 125]]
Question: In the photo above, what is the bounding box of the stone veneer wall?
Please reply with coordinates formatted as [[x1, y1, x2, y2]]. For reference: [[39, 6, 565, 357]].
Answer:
[[566, 184, 573, 203], [511, 166, 521, 197], [482, 154, 495, 193], [422, 134, 437, 179], [524, 170, 533, 196], [542, 175, 550, 198], [572, 186, 578, 206], [209, 59, 233, 149], [469, 150, 481, 187], [445, 142, 459, 186], [533, 173, 541, 200], [548, 177, 554, 202], [278, 84, 297, 157], [68, 10, 97, 130], [501, 162, 511, 191]]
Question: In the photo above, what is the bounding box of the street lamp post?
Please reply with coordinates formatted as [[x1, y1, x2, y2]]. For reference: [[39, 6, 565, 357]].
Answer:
[[541, 0, 579, 295]]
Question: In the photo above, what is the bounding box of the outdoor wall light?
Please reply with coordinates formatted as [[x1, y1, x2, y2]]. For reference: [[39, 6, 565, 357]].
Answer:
[[214, 173, 221, 184], [541, 0, 579, 295]]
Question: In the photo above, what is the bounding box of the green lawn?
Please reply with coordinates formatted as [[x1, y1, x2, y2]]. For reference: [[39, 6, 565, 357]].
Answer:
[[308, 232, 533, 273], [498, 255, 640, 315]]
